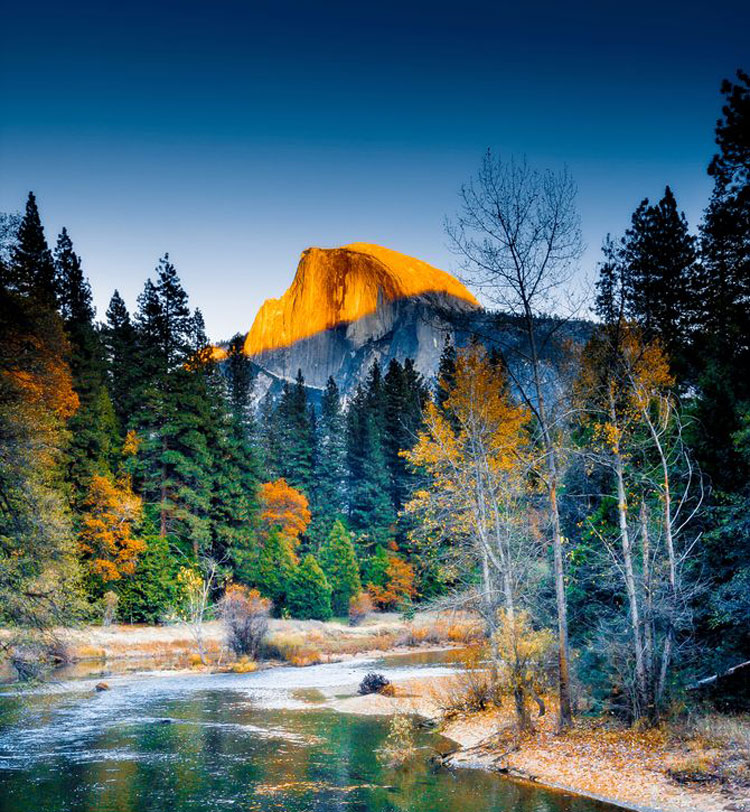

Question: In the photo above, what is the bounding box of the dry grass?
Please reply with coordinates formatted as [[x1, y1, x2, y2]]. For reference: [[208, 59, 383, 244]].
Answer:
[[29, 611, 482, 674], [667, 712, 750, 788], [75, 645, 107, 660], [262, 631, 324, 667], [396, 618, 483, 648], [686, 712, 750, 751]]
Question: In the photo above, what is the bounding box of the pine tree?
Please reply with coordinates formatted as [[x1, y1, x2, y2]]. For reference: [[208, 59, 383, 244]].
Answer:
[[10, 192, 57, 305], [346, 369, 396, 551], [116, 532, 181, 623], [276, 370, 315, 494], [54, 228, 118, 505], [252, 529, 296, 609], [55, 228, 93, 325], [384, 358, 428, 512], [286, 554, 332, 620], [309, 376, 347, 544], [692, 70, 750, 490], [692, 70, 750, 663], [103, 290, 139, 428], [594, 235, 626, 325], [205, 356, 259, 575], [436, 335, 457, 409], [258, 391, 282, 480], [224, 333, 256, 439], [319, 520, 361, 615], [620, 187, 697, 369], [156, 254, 193, 370], [132, 259, 214, 555]]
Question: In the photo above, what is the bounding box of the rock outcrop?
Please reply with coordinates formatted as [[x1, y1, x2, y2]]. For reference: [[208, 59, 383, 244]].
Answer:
[[245, 244, 481, 392], [241, 243, 592, 402]]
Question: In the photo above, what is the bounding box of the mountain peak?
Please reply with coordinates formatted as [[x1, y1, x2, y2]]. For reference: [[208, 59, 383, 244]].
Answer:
[[244, 243, 479, 356]]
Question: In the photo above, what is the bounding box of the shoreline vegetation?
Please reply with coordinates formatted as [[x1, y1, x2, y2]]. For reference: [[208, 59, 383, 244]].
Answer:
[[2, 614, 747, 812]]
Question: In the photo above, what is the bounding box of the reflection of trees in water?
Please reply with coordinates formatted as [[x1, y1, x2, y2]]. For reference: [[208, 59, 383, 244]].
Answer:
[[0, 690, 612, 812]]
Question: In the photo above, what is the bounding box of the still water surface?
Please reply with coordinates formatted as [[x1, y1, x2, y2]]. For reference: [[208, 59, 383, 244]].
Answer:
[[0, 654, 619, 812]]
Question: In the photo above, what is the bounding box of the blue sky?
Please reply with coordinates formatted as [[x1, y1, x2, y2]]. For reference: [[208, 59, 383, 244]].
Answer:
[[1, 0, 747, 339]]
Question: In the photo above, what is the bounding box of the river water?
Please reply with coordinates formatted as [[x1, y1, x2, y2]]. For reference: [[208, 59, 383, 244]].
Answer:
[[0, 652, 619, 812]]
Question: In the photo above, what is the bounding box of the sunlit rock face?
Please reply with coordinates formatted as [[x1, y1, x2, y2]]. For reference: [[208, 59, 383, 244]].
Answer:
[[246, 244, 482, 392]]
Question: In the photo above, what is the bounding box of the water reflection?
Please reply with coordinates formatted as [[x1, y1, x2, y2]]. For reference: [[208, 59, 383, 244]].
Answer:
[[0, 660, 619, 812]]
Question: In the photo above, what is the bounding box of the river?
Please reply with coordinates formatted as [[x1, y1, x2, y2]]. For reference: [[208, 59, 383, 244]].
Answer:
[[0, 651, 620, 811]]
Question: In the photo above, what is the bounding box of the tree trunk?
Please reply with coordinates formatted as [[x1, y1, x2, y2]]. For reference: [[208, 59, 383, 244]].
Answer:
[[526, 305, 573, 730], [640, 500, 658, 723], [549, 472, 573, 728], [514, 682, 532, 732], [530, 683, 546, 717], [614, 452, 648, 718], [160, 436, 168, 539], [643, 408, 677, 711]]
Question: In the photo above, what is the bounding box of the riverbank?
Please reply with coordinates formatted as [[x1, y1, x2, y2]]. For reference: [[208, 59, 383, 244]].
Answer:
[[332, 673, 750, 812], [0, 611, 479, 680]]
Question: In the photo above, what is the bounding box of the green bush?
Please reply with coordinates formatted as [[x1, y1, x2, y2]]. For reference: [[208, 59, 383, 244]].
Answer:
[[287, 554, 332, 620]]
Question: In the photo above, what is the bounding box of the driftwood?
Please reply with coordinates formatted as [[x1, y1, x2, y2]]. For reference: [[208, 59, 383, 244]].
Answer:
[[441, 727, 520, 770], [689, 660, 750, 709]]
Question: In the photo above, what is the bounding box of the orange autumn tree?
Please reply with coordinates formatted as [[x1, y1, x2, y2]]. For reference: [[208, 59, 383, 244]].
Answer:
[[258, 478, 311, 558], [368, 550, 417, 610], [79, 473, 146, 582]]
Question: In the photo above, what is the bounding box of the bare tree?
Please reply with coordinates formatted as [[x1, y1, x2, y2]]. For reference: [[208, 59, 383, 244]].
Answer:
[[177, 558, 218, 665], [576, 324, 703, 722], [446, 152, 584, 728]]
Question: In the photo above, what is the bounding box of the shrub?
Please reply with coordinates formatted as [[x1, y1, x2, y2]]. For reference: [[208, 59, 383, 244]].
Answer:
[[231, 656, 258, 673], [359, 672, 391, 695], [377, 714, 416, 767], [396, 625, 428, 647], [286, 554, 332, 620], [102, 590, 118, 626], [432, 643, 500, 716], [220, 584, 271, 659], [348, 592, 373, 626], [492, 610, 554, 731], [319, 520, 361, 615], [9, 636, 69, 681]]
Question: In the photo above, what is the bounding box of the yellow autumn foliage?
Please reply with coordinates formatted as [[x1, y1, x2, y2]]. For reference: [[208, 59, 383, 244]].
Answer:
[[576, 323, 674, 457], [402, 344, 530, 534]]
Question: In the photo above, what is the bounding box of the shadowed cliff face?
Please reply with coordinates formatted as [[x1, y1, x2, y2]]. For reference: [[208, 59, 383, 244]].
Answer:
[[244, 244, 481, 391], [245, 244, 479, 357]]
